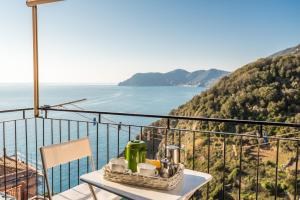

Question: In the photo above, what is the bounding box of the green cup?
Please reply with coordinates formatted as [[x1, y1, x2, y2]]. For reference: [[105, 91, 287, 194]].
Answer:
[[125, 140, 147, 172]]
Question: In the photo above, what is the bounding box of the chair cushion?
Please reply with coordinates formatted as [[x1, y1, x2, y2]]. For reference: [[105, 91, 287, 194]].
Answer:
[[52, 183, 120, 200]]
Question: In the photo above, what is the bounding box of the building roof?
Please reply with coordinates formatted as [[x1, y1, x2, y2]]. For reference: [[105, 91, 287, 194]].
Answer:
[[0, 156, 33, 177]]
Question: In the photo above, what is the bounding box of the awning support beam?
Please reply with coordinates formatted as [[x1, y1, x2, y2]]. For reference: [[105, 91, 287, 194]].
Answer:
[[32, 5, 39, 117], [27, 0, 63, 117]]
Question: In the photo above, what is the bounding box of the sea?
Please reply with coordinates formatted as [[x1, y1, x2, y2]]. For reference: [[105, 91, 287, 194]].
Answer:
[[0, 84, 204, 194]]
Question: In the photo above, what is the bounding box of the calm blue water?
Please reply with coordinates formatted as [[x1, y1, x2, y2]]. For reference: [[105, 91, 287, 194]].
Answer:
[[0, 84, 204, 194], [0, 84, 203, 114]]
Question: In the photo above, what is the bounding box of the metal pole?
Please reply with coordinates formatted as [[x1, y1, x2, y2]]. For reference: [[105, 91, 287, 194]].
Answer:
[[32, 6, 40, 117]]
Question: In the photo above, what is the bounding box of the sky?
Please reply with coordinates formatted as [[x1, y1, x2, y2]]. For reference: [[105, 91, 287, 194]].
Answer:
[[0, 0, 300, 84]]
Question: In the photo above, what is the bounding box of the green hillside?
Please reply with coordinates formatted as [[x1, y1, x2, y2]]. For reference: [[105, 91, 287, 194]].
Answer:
[[148, 54, 300, 199], [170, 54, 300, 126]]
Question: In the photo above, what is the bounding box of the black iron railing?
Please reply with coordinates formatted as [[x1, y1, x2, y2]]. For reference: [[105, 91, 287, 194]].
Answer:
[[0, 107, 299, 200]]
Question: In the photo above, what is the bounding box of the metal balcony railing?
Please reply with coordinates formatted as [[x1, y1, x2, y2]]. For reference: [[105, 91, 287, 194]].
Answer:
[[0, 107, 299, 200]]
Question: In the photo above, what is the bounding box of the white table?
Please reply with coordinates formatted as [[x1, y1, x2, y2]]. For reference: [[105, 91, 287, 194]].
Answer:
[[80, 169, 212, 200]]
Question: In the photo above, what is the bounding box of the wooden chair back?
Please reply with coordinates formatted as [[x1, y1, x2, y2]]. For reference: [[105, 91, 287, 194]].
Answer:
[[40, 137, 95, 199]]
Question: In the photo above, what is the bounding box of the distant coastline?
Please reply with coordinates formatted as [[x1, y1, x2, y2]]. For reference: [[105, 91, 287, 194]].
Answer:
[[118, 68, 229, 87]]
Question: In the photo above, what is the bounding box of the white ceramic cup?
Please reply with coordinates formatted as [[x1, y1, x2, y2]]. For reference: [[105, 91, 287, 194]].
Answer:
[[137, 163, 157, 177], [109, 158, 128, 173]]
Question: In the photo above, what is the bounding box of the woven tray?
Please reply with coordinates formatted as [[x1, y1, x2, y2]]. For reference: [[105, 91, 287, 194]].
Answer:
[[103, 164, 184, 190]]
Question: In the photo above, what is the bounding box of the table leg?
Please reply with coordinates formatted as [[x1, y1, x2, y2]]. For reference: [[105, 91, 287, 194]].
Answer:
[[88, 184, 98, 200]]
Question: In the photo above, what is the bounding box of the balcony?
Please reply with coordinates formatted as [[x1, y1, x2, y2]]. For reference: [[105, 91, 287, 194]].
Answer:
[[0, 107, 299, 200]]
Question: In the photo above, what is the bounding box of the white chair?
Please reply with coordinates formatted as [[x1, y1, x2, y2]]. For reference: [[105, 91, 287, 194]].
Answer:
[[40, 137, 120, 200]]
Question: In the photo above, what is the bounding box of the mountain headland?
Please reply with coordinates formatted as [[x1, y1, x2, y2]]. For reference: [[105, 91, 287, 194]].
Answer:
[[118, 68, 229, 87]]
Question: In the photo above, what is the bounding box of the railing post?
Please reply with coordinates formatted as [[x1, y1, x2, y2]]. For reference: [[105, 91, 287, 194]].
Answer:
[[117, 122, 121, 157], [2, 122, 7, 200], [152, 128, 155, 159], [192, 131, 195, 170], [96, 122, 99, 169], [98, 113, 101, 123], [179, 130, 181, 163], [222, 134, 226, 200], [42, 118, 46, 197], [35, 118, 39, 196], [128, 125, 131, 142], [77, 121, 80, 185], [3, 147, 7, 199], [140, 126, 143, 141], [171, 129, 175, 145], [51, 119, 55, 192], [23, 110, 26, 119], [256, 125, 262, 200], [275, 139, 280, 200], [86, 122, 89, 171], [239, 136, 243, 200], [59, 120, 62, 192], [206, 131, 211, 200], [165, 118, 170, 157], [107, 124, 110, 163], [25, 119, 29, 199], [68, 120, 71, 189], [295, 142, 299, 200], [14, 120, 19, 200], [259, 124, 263, 138]]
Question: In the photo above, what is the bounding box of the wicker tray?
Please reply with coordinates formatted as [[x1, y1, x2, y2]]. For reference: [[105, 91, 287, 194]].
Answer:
[[103, 164, 184, 190]]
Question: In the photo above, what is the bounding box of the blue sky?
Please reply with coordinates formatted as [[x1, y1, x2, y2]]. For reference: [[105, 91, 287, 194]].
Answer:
[[0, 0, 299, 83]]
